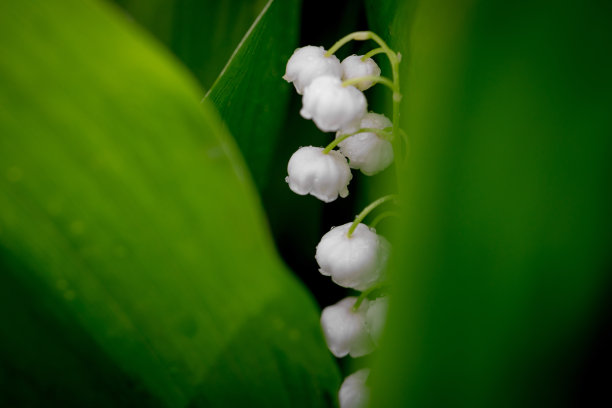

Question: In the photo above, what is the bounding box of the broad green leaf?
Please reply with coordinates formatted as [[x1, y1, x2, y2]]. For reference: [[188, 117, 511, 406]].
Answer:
[[111, 0, 268, 92], [0, 1, 339, 406], [206, 0, 301, 191], [366, 0, 612, 406]]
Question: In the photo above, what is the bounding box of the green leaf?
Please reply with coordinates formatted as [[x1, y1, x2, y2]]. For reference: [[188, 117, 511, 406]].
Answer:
[[111, 0, 268, 92], [0, 1, 339, 406], [109, 0, 302, 191], [367, 0, 612, 406], [206, 0, 301, 191]]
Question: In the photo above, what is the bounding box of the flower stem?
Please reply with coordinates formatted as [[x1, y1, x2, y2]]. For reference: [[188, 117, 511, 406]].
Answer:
[[347, 194, 399, 237], [323, 128, 392, 154], [353, 282, 389, 311], [370, 211, 400, 229], [362, 47, 386, 60], [342, 76, 395, 92], [325, 31, 372, 56]]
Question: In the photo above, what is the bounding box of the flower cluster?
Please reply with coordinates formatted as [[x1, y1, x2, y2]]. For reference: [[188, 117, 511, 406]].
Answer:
[[284, 43, 395, 203], [315, 215, 392, 408], [283, 31, 402, 408], [314, 219, 390, 408]]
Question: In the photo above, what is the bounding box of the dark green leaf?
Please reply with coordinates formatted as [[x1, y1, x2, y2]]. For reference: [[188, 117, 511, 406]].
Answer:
[[0, 0, 339, 406], [206, 0, 301, 191], [367, 0, 612, 406], [111, 0, 268, 92]]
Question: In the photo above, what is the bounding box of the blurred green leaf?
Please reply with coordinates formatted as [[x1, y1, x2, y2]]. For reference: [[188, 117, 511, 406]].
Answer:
[[0, 1, 339, 406], [206, 0, 301, 191], [368, 0, 612, 407], [111, 0, 268, 92]]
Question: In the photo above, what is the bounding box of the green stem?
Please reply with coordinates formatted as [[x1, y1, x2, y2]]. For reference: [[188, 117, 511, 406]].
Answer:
[[347, 194, 399, 237], [353, 282, 389, 311], [325, 31, 373, 56], [362, 47, 386, 60], [370, 211, 400, 229], [323, 128, 392, 154], [342, 76, 395, 92]]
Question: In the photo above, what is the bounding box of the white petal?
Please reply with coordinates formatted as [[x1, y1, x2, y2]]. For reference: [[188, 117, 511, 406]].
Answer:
[[341, 55, 381, 91], [339, 369, 371, 408], [301, 76, 367, 132], [284, 46, 342, 94], [315, 223, 389, 290], [320, 297, 374, 358], [286, 146, 352, 202], [337, 112, 394, 175], [365, 297, 389, 345]]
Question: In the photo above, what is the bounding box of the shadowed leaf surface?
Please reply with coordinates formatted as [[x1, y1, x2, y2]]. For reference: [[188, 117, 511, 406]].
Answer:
[[206, 0, 301, 192], [367, 0, 612, 406]]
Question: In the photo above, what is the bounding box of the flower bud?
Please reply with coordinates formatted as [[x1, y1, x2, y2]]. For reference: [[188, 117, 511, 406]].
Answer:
[[339, 369, 371, 408], [285, 146, 352, 203], [300, 76, 367, 132], [337, 112, 394, 175], [320, 297, 374, 358], [283, 46, 342, 95], [341, 55, 381, 91], [315, 222, 390, 290]]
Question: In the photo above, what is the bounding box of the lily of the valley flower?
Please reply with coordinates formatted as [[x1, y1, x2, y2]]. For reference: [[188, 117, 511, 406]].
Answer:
[[283, 46, 342, 95], [320, 297, 375, 358], [315, 222, 390, 290], [341, 55, 381, 91], [285, 146, 352, 203], [337, 112, 394, 175], [300, 76, 367, 132], [339, 368, 371, 408]]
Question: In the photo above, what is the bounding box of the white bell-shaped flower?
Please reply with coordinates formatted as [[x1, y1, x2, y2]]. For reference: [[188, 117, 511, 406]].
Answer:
[[320, 297, 375, 358], [315, 222, 390, 290], [283, 46, 342, 95], [341, 55, 381, 91], [339, 369, 371, 408], [337, 112, 394, 175], [285, 146, 352, 203], [365, 296, 389, 345], [300, 76, 367, 132]]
